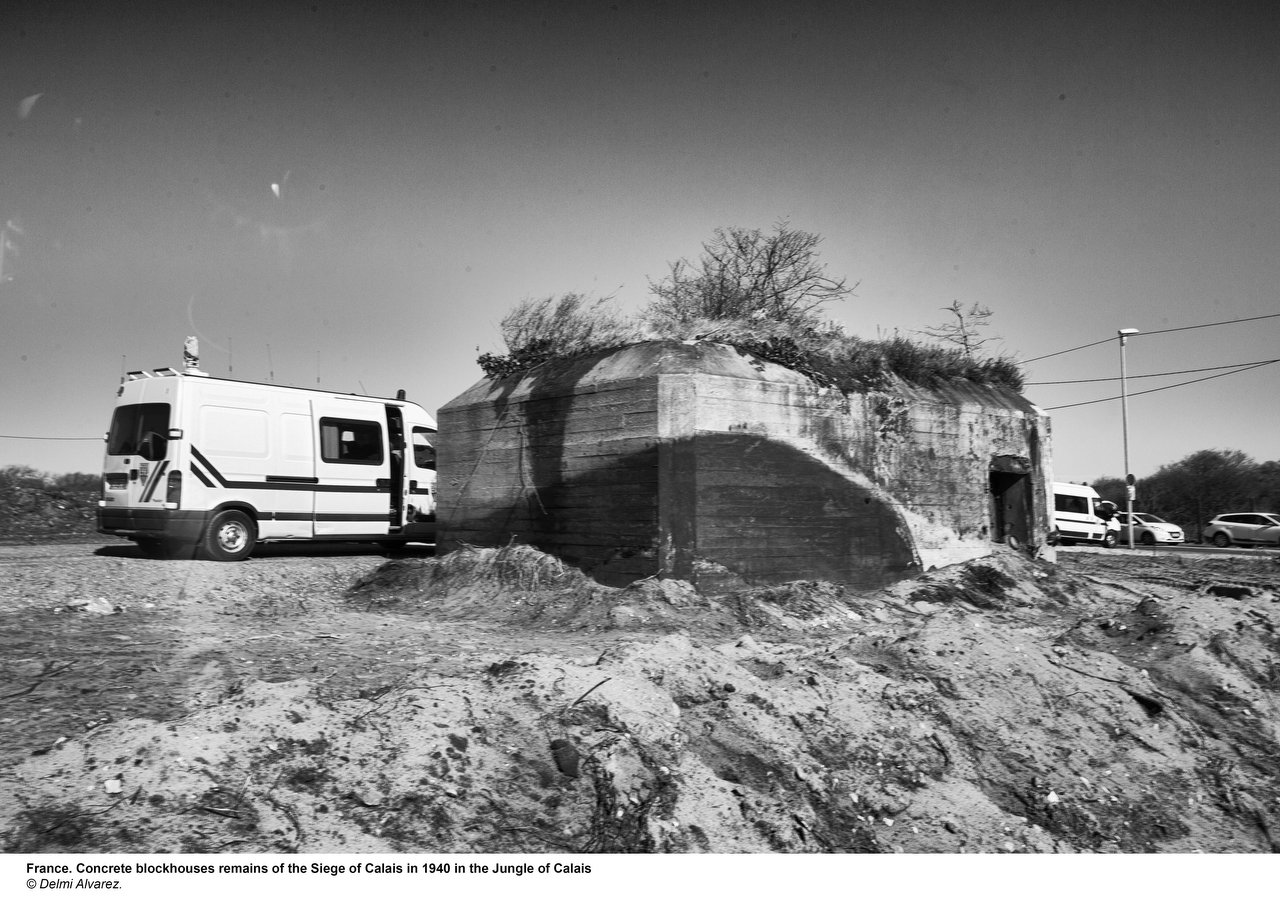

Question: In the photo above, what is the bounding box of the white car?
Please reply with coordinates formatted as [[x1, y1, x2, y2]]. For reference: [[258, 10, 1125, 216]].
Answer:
[[1115, 511, 1184, 546], [1202, 513, 1280, 548]]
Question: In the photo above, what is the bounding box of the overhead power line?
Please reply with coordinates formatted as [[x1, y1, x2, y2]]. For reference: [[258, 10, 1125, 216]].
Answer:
[[0, 434, 102, 441], [1019, 311, 1280, 364], [1018, 336, 1114, 364], [1043, 359, 1279, 410], [1026, 358, 1277, 385], [1136, 311, 1280, 338]]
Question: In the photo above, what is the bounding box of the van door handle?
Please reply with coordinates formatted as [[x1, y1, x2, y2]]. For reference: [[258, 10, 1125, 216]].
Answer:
[[130, 469, 139, 482]]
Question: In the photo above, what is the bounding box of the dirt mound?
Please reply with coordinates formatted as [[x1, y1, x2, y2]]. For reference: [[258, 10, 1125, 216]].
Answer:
[[350, 544, 750, 634], [3, 545, 1279, 853], [352, 544, 593, 599]]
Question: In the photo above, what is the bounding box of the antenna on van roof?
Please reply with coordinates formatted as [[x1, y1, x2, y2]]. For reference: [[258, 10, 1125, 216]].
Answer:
[[266, 343, 275, 382]]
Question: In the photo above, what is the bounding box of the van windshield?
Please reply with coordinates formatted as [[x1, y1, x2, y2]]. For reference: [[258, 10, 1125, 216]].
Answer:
[[107, 403, 171, 457]]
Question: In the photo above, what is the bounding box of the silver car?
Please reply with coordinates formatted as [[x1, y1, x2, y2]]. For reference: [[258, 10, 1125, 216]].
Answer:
[[1202, 513, 1280, 548], [1116, 511, 1184, 546]]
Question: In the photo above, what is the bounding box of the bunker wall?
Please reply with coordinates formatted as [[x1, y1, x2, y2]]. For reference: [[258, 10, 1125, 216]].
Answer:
[[437, 341, 1054, 592]]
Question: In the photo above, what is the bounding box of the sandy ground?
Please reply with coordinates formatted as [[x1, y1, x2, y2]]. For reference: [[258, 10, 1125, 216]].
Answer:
[[2, 540, 1278, 854]]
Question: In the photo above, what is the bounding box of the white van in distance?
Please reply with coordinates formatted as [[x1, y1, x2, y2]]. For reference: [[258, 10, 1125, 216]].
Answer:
[[97, 358, 437, 560], [1051, 481, 1120, 548]]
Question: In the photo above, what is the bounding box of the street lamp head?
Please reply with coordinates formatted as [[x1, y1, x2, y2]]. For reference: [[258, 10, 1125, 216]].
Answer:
[[1118, 328, 1140, 336]]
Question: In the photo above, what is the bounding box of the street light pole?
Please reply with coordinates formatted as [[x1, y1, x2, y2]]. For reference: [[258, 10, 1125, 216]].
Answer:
[[1118, 328, 1140, 549]]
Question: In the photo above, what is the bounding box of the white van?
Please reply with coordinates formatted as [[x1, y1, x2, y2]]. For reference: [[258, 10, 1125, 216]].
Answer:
[[97, 364, 437, 560], [1051, 482, 1120, 548]]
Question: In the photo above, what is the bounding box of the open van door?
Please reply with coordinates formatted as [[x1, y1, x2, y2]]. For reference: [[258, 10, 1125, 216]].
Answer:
[[313, 404, 393, 537], [408, 424, 437, 526], [385, 405, 408, 529]]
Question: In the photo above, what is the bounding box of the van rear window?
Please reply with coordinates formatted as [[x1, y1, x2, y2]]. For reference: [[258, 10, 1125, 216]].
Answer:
[[107, 403, 171, 456]]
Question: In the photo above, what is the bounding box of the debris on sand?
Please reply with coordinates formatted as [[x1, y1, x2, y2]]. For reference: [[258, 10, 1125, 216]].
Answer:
[[3, 545, 1280, 854]]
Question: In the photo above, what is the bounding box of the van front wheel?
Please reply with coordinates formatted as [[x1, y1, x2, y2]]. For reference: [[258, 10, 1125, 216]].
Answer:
[[203, 510, 257, 561]]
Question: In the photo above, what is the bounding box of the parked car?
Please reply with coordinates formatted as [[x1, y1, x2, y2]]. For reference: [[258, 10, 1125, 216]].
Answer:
[[1115, 511, 1184, 545], [1202, 513, 1280, 548]]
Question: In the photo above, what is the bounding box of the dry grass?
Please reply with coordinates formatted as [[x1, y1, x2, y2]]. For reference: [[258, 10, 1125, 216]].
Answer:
[[477, 294, 637, 379]]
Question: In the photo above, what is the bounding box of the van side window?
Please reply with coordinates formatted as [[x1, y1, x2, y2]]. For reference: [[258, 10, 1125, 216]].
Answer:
[[1054, 494, 1088, 515], [411, 427, 436, 470], [319, 418, 384, 465]]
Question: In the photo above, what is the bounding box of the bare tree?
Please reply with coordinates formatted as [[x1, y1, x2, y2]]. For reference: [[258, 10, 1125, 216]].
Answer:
[[646, 222, 854, 335], [921, 300, 1000, 358]]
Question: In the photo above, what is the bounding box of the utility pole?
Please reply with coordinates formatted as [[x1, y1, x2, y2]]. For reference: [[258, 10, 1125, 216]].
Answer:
[[1118, 328, 1140, 549]]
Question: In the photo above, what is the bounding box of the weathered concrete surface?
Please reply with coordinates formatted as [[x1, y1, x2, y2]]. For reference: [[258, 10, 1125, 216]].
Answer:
[[437, 340, 1055, 591]]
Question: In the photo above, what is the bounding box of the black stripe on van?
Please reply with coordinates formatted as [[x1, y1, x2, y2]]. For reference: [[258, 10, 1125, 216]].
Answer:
[[140, 460, 169, 502], [314, 514, 396, 523], [190, 447, 228, 486], [190, 445, 390, 494]]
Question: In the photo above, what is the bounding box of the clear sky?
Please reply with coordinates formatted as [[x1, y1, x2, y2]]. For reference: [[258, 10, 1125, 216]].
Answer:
[[3, 0, 1278, 485]]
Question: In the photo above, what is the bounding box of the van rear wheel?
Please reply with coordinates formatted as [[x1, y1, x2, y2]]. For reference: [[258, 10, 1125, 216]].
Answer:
[[203, 510, 257, 561]]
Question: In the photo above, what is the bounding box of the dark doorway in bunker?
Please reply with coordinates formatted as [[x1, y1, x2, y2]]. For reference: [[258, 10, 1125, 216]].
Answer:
[[989, 455, 1032, 548]]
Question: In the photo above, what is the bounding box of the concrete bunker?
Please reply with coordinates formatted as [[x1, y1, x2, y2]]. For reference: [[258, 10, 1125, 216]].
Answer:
[[436, 340, 1054, 592]]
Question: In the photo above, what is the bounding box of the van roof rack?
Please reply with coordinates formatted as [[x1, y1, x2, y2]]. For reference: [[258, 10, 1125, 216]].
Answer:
[[122, 368, 181, 381]]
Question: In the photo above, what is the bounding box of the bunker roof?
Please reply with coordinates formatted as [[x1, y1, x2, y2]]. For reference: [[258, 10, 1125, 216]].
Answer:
[[442, 340, 1043, 417]]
